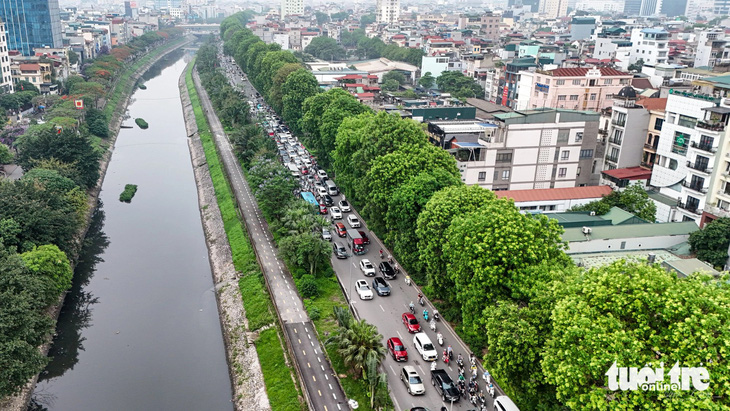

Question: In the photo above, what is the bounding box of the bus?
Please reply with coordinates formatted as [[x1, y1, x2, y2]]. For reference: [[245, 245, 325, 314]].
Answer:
[[301, 191, 318, 206]]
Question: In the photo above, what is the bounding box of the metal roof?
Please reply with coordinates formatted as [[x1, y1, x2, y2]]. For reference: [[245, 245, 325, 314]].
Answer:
[[562, 221, 698, 243]]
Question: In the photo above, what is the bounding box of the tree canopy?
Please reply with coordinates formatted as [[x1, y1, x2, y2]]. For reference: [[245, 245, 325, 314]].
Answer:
[[304, 37, 346, 61], [436, 70, 483, 99], [571, 183, 656, 222], [689, 217, 730, 269]]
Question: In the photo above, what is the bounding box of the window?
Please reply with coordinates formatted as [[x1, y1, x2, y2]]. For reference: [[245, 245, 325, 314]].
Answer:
[[575, 132, 583, 142], [556, 79, 565, 85], [561, 150, 569, 160], [604, 79, 612, 85], [569, 95, 579, 101], [669, 159, 678, 170], [654, 118, 664, 131], [501, 170, 510, 180], [558, 95, 566, 101], [496, 152, 512, 162], [590, 93, 597, 101], [678, 115, 697, 129], [557, 129, 569, 143], [572, 79, 581, 85], [672, 131, 689, 155], [580, 149, 594, 158], [558, 167, 567, 178], [478, 171, 486, 181]]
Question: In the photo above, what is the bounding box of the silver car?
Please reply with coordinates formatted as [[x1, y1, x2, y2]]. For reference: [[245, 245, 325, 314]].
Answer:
[[401, 366, 425, 395], [322, 228, 332, 241]]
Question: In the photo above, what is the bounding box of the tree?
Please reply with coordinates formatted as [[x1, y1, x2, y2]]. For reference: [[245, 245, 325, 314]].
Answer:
[[329, 319, 386, 377], [689, 217, 730, 269], [571, 183, 656, 222], [20, 244, 73, 305], [0, 143, 13, 164], [315, 11, 330, 25], [281, 69, 319, 135], [248, 156, 298, 220], [317, 95, 371, 168], [279, 232, 331, 275], [269, 63, 301, 113], [304, 37, 347, 61], [542, 260, 730, 410], [360, 13, 376, 27], [299, 88, 352, 149], [419, 72, 435, 89], [416, 185, 497, 299], [381, 79, 400, 92], [70, 81, 105, 108], [85, 107, 109, 137], [365, 354, 389, 408], [628, 58, 645, 72], [382, 70, 406, 85], [436, 70, 483, 96], [16, 81, 39, 94], [444, 199, 568, 348]]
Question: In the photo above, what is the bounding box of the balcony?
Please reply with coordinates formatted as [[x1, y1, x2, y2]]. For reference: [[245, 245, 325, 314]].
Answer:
[[686, 161, 713, 174], [677, 201, 701, 215], [696, 121, 725, 132], [605, 155, 619, 163], [681, 181, 708, 194], [609, 136, 623, 145], [598, 128, 608, 135], [643, 143, 658, 151], [611, 119, 626, 127], [640, 161, 654, 169], [690, 141, 717, 153], [706, 204, 730, 219]]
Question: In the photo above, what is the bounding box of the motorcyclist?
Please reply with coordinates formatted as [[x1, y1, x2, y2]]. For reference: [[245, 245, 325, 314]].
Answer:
[[423, 309, 429, 320], [447, 345, 453, 358], [437, 332, 443, 344], [409, 301, 415, 312]]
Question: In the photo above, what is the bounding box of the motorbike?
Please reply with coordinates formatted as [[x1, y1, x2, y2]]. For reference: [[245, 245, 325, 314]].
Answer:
[[379, 249, 385, 259], [433, 310, 440, 321], [430, 319, 437, 332], [418, 296, 425, 306], [404, 275, 411, 286], [431, 361, 437, 371], [409, 302, 415, 314], [437, 333, 444, 346], [423, 310, 429, 321]]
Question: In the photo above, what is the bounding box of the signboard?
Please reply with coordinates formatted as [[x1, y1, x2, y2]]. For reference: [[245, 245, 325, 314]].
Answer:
[[536, 83, 549, 93], [501, 86, 509, 107], [74, 99, 84, 109]]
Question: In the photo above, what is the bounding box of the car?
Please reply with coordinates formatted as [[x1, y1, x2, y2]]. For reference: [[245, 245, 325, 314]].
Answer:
[[372, 277, 390, 296], [303, 158, 312, 167], [335, 222, 346, 237], [413, 333, 438, 361], [322, 194, 334, 206], [388, 337, 408, 362], [494, 396, 520, 411], [330, 206, 342, 219], [379, 261, 396, 279], [314, 180, 324, 188], [347, 214, 361, 228], [300, 167, 309, 175], [306, 175, 315, 183], [358, 231, 370, 245], [338, 200, 351, 212], [401, 366, 425, 395], [355, 279, 373, 300], [317, 169, 328, 180], [319, 204, 328, 214], [359, 259, 376, 276], [322, 228, 332, 241], [317, 186, 328, 197], [402, 313, 421, 333], [431, 369, 460, 402], [333, 242, 348, 259]]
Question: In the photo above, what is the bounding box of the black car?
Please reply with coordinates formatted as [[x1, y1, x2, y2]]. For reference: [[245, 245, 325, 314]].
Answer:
[[431, 369, 460, 403], [322, 194, 334, 206], [358, 231, 370, 245], [379, 261, 396, 279], [371, 277, 390, 296]]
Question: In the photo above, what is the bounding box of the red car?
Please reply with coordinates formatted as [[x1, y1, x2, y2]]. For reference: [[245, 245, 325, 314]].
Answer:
[[402, 313, 421, 333], [319, 204, 327, 214], [387, 337, 408, 361], [335, 222, 346, 237], [301, 168, 309, 175], [358, 231, 370, 245]]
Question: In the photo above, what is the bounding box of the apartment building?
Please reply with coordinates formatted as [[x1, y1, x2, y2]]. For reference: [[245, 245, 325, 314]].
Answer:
[[695, 30, 730, 68], [480, 13, 501, 42], [594, 35, 632, 71], [602, 87, 650, 172], [0, 22, 12, 93], [629, 28, 669, 66], [539, 0, 568, 19], [376, 0, 400, 25], [11, 63, 46, 87], [435, 109, 602, 189], [515, 67, 633, 112], [281, 0, 304, 18]]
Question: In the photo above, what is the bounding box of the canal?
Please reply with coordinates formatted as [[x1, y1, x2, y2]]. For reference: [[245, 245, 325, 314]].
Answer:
[[30, 52, 233, 411]]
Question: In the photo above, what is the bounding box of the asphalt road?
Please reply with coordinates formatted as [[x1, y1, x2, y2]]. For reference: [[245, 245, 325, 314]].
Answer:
[[193, 63, 348, 411], [215, 49, 507, 411]]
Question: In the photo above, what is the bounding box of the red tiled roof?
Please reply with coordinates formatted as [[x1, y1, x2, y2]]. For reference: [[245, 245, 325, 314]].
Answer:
[[495, 186, 614, 202], [345, 83, 366, 87], [631, 78, 654, 90], [355, 92, 375, 98], [336, 74, 365, 80], [367, 75, 378, 79], [548, 67, 630, 77], [392, 34, 406, 39], [19, 63, 40, 71], [638, 97, 667, 111], [602, 167, 652, 180]]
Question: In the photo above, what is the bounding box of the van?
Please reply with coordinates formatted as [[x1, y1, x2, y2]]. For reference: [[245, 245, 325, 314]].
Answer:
[[325, 180, 338, 196], [494, 395, 520, 411], [346, 229, 366, 255]]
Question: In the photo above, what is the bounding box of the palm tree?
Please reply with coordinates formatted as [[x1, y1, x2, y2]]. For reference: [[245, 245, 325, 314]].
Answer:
[[328, 319, 385, 378]]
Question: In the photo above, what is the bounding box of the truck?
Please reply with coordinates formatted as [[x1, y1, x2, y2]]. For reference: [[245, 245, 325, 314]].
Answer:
[[431, 369, 460, 403], [346, 229, 366, 255]]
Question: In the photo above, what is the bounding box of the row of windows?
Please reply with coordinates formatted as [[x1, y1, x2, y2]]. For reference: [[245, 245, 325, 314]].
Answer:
[[554, 78, 616, 86]]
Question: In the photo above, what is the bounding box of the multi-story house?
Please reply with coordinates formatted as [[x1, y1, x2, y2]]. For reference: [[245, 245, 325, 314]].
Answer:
[[432, 109, 603, 189], [694, 30, 730, 69], [0, 22, 13, 93], [602, 87, 650, 172], [498, 57, 536, 108], [640, 97, 667, 169], [629, 28, 669, 66], [480, 13, 501, 42], [594, 34, 632, 71], [515, 67, 633, 112]]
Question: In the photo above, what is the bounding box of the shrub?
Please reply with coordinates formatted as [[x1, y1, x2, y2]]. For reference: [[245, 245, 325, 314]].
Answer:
[[308, 306, 321, 321], [119, 184, 138, 202], [135, 118, 149, 129], [299, 274, 319, 299], [291, 266, 307, 279]]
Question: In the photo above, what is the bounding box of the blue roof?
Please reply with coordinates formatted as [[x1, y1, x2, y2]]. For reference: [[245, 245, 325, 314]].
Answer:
[[641, 28, 668, 34], [301, 192, 318, 206], [477, 123, 498, 128]]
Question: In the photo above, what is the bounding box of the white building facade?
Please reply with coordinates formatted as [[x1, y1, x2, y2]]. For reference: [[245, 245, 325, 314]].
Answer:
[[376, 0, 400, 25]]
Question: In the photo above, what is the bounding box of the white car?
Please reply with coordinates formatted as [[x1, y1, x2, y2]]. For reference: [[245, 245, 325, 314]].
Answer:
[[303, 158, 312, 167], [355, 279, 373, 300], [347, 214, 361, 228], [338, 200, 351, 212], [317, 169, 328, 180], [317, 186, 328, 197], [322, 228, 332, 241], [359, 259, 376, 276], [413, 333, 438, 361], [330, 206, 342, 219]]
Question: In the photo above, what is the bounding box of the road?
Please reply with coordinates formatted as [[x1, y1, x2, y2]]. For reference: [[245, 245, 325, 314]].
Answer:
[[216, 50, 507, 411], [192, 66, 348, 411]]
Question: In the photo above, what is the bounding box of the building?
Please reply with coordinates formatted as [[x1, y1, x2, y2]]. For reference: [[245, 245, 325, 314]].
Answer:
[[124, 1, 139, 19], [714, 0, 730, 15], [570, 17, 596, 41], [10, 63, 46, 87], [0, 0, 63, 56], [421, 55, 461, 78], [623, 0, 662, 15], [480, 13, 501, 42], [661, 0, 687, 16], [594, 36, 633, 71], [435, 109, 603, 189], [516, 67, 633, 112], [499, 57, 536, 108], [495, 185, 613, 212], [0, 21, 12, 93], [694, 30, 729, 69], [639, 97, 668, 169], [352, 58, 418, 83], [629, 28, 669, 66], [376, 0, 400, 25], [281, 0, 304, 18], [539, 0, 568, 19], [602, 86, 651, 172]]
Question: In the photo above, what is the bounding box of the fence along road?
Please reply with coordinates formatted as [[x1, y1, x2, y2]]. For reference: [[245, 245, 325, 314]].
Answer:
[[192, 67, 348, 411]]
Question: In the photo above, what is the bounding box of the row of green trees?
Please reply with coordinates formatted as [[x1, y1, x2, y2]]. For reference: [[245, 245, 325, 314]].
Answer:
[[219, 12, 730, 410], [340, 29, 425, 67]]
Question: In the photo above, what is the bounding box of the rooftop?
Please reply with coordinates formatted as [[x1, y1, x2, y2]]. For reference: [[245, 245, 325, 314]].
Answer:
[[638, 97, 667, 111], [662, 258, 720, 278], [495, 185, 613, 203], [546, 67, 630, 77], [562, 221, 698, 243], [602, 166, 652, 181]]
